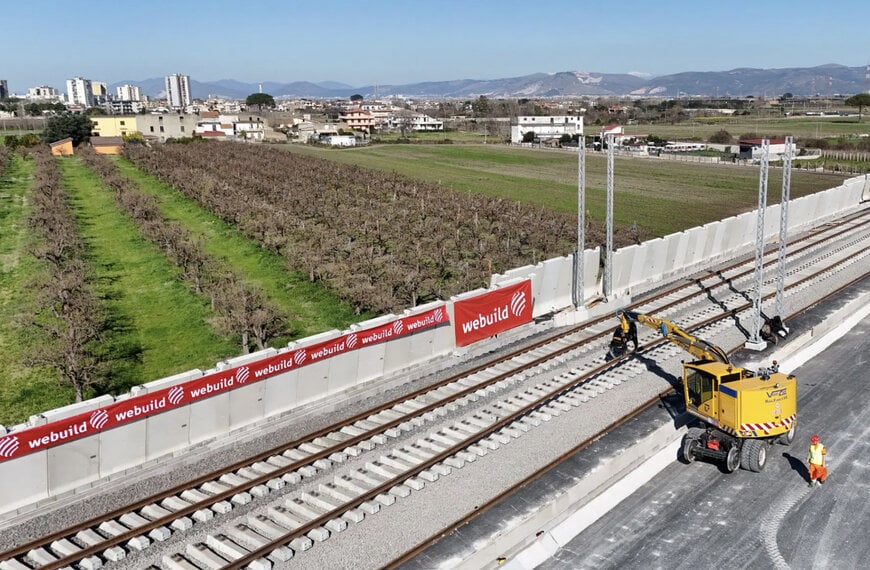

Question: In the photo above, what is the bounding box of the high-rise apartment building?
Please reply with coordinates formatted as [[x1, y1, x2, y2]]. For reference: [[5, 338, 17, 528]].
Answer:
[[66, 77, 95, 107], [164, 74, 191, 109], [0, 80, 8, 99], [116, 84, 142, 101]]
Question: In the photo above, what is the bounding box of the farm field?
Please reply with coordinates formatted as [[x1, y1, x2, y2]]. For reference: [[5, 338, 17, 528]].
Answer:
[[281, 143, 848, 237], [110, 156, 366, 339], [0, 140, 853, 425], [625, 115, 870, 142]]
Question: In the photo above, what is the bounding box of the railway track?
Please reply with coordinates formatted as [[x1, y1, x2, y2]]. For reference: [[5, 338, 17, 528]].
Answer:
[[2, 207, 868, 570]]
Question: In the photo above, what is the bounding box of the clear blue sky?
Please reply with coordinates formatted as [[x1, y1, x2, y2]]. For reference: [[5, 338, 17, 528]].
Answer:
[[2, 0, 868, 92]]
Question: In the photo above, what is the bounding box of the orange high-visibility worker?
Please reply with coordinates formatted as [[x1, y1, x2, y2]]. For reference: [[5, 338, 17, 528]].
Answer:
[[807, 434, 827, 487]]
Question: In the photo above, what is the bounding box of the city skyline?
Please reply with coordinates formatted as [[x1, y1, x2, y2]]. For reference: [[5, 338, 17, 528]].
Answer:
[[2, 0, 868, 93]]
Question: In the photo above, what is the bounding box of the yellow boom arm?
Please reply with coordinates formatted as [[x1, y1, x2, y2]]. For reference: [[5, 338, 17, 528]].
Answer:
[[619, 310, 731, 365]]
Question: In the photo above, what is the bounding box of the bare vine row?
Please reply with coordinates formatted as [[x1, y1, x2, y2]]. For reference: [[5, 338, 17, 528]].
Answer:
[[125, 143, 629, 314], [79, 148, 286, 354], [24, 148, 108, 401]]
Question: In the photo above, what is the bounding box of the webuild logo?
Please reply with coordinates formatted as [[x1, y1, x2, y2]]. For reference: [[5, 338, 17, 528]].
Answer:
[[168, 385, 185, 405], [454, 280, 533, 347], [90, 409, 109, 430], [235, 366, 250, 384], [0, 435, 19, 458], [346, 333, 359, 349]]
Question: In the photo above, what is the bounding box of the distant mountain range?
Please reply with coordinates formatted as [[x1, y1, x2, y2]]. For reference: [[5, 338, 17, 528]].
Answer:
[[111, 64, 867, 100]]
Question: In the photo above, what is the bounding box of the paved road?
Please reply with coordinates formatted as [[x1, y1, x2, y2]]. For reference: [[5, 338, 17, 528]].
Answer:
[[541, 316, 870, 570]]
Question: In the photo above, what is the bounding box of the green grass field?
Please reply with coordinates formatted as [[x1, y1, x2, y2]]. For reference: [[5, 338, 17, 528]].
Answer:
[[111, 156, 367, 338], [0, 154, 70, 424], [57, 157, 241, 401], [281, 143, 847, 237], [626, 115, 870, 142]]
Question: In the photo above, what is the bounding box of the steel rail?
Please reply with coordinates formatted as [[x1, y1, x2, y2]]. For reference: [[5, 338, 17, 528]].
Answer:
[[2, 213, 866, 569]]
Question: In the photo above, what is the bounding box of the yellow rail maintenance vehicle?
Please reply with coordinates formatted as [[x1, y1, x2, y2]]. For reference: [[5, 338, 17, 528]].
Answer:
[[608, 310, 797, 473]]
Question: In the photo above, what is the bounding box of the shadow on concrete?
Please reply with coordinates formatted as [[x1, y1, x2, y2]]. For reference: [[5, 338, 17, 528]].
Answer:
[[783, 452, 811, 482]]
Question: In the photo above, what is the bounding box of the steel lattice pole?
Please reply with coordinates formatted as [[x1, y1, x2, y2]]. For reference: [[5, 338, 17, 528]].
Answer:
[[574, 144, 586, 308], [750, 139, 770, 346], [604, 135, 614, 300], [775, 135, 793, 318]]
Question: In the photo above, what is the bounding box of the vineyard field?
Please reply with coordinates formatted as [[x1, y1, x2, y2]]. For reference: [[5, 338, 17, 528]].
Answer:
[[281, 143, 848, 237]]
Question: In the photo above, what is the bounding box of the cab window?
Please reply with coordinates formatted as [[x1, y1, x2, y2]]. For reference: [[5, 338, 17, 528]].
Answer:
[[686, 368, 714, 406]]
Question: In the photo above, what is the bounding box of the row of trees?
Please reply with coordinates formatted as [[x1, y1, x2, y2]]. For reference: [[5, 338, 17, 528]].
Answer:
[[79, 149, 286, 353], [124, 143, 630, 315], [24, 148, 108, 402]]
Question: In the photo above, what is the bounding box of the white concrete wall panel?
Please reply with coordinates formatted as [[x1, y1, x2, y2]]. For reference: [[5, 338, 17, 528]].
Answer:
[[289, 331, 342, 405], [328, 352, 360, 394], [536, 257, 571, 316], [0, 451, 47, 514], [142, 369, 204, 393], [47, 432, 101, 496], [355, 342, 387, 384], [188, 377, 230, 445], [492, 264, 536, 287], [99, 396, 148, 476], [41, 395, 113, 496], [263, 360, 299, 416], [146, 406, 191, 460], [383, 333, 414, 375], [228, 381, 266, 431], [222, 348, 277, 370], [351, 315, 393, 383]]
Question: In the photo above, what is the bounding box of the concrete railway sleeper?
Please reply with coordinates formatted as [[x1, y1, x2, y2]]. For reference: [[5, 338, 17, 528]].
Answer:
[[1, 210, 867, 570]]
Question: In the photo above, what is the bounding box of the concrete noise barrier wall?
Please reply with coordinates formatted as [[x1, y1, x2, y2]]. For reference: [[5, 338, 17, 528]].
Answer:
[[0, 177, 864, 515], [492, 174, 867, 310]]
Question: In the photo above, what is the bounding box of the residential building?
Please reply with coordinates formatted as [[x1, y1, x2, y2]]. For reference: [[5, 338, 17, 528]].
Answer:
[[49, 138, 74, 156], [116, 84, 142, 101], [66, 77, 94, 107], [91, 81, 107, 98], [90, 136, 125, 155], [320, 134, 356, 147], [91, 116, 138, 138], [26, 86, 62, 101], [387, 113, 443, 132], [738, 138, 796, 161], [106, 100, 144, 115], [234, 116, 265, 141], [165, 74, 191, 109], [137, 112, 192, 142], [510, 115, 583, 144], [0, 80, 8, 99], [339, 106, 376, 132]]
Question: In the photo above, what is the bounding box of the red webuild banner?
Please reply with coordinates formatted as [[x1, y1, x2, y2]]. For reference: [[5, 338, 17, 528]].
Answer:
[[453, 280, 533, 347], [0, 305, 449, 462]]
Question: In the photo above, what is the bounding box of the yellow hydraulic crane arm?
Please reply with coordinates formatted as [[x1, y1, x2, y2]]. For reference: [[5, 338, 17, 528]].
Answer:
[[619, 310, 731, 365]]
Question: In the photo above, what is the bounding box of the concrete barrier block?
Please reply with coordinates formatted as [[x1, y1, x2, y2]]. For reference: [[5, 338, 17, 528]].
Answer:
[[327, 351, 359, 394], [47, 431, 101, 496], [263, 351, 299, 416], [187, 372, 229, 445], [40, 395, 114, 423], [218, 348, 277, 371], [0, 450, 48, 514], [384, 333, 413, 374], [229, 381, 266, 431], [536, 257, 571, 316], [147, 406, 191, 460], [289, 331, 342, 405], [142, 369, 204, 392], [100, 395, 148, 476]]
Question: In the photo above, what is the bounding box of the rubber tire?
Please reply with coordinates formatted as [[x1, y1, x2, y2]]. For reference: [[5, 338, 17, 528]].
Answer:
[[741, 439, 768, 472], [725, 445, 740, 473], [682, 435, 699, 463], [778, 423, 796, 446]]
